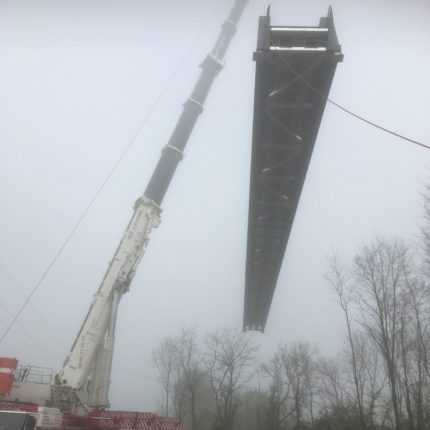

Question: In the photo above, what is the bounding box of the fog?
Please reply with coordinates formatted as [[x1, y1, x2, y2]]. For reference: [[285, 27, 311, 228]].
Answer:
[[0, 0, 429, 412]]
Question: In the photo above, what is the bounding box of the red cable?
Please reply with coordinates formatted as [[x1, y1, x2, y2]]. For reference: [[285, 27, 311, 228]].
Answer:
[[278, 54, 429, 151]]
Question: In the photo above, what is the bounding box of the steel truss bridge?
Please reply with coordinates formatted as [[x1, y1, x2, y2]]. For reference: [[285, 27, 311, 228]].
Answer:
[[244, 8, 343, 331]]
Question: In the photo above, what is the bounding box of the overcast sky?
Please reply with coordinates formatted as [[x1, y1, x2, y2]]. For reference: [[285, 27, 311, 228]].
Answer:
[[0, 0, 429, 412]]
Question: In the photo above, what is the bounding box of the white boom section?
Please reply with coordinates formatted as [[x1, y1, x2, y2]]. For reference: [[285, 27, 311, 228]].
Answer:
[[60, 197, 160, 407]]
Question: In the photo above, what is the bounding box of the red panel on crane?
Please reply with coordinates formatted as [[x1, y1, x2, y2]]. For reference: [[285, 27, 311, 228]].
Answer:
[[0, 357, 18, 396], [0, 374, 14, 396], [0, 357, 18, 369], [0, 402, 39, 412]]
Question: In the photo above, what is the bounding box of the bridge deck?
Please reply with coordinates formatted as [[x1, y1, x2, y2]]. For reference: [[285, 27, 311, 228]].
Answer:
[[244, 8, 343, 331]]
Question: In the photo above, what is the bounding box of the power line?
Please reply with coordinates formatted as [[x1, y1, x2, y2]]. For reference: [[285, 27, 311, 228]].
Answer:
[[0, 0, 225, 345], [278, 54, 429, 151]]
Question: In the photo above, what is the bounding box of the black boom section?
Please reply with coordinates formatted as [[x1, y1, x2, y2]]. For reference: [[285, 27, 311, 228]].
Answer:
[[244, 8, 343, 331], [145, 0, 249, 206]]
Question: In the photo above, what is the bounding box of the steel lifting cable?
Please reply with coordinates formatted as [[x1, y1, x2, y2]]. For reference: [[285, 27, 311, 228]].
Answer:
[[0, 259, 67, 349], [0, 300, 61, 364], [0, 0, 226, 344], [278, 54, 429, 150]]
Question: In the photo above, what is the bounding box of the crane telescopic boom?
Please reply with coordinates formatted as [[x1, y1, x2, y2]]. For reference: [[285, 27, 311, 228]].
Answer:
[[59, 0, 248, 412]]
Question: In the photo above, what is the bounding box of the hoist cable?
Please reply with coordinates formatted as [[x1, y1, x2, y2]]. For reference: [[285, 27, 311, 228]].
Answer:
[[0, 300, 61, 363], [278, 54, 429, 150], [0, 260, 67, 349]]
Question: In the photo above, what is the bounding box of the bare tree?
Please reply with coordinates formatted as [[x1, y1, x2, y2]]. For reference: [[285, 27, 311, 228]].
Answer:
[[172, 370, 187, 422], [353, 237, 413, 430], [173, 327, 204, 430], [203, 327, 258, 430], [361, 337, 386, 427], [261, 350, 292, 430], [279, 342, 318, 430], [326, 254, 366, 430], [235, 389, 268, 430], [419, 183, 430, 277], [151, 336, 178, 417], [317, 356, 344, 411], [397, 272, 430, 430]]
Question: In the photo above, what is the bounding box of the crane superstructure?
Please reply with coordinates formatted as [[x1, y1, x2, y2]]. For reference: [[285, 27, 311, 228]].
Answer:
[[1, 0, 248, 419]]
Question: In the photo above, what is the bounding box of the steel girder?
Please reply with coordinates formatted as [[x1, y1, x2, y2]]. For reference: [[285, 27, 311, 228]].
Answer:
[[244, 8, 343, 331]]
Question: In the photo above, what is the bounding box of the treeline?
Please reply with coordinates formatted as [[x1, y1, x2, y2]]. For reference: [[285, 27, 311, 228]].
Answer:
[[151, 194, 430, 430], [151, 326, 257, 430]]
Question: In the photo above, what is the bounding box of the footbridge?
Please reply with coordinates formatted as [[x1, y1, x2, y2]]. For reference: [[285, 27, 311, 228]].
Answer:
[[244, 8, 343, 331]]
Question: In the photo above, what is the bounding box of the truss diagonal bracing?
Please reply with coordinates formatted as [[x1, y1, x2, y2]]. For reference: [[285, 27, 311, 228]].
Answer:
[[244, 8, 343, 331]]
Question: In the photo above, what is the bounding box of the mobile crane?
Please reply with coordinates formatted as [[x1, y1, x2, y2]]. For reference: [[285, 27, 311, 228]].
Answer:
[[0, 0, 248, 427]]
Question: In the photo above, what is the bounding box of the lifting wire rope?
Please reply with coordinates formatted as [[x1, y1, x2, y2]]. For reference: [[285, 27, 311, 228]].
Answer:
[[0, 300, 60, 364], [278, 54, 429, 150], [0, 259, 67, 350], [0, 0, 225, 345]]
